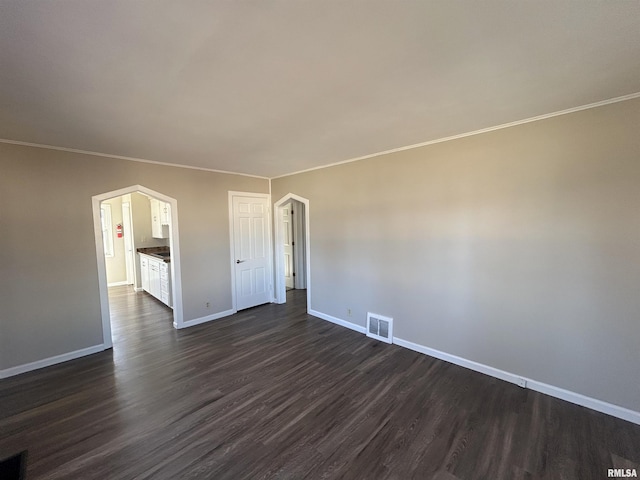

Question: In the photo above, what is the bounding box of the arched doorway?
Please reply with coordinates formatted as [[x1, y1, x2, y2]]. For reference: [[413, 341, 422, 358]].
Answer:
[[92, 184, 184, 348], [273, 193, 310, 310]]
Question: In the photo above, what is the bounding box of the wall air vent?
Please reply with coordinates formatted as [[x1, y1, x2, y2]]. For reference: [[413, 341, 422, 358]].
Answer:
[[366, 312, 393, 344]]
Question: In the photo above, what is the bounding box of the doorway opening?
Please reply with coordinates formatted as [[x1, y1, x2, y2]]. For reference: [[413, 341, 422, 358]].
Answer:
[[274, 193, 310, 311], [93, 185, 184, 349], [100, 195, 137, 289]]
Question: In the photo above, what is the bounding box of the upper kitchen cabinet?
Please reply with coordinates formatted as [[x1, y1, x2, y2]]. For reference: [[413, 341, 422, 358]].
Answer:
[[161, 202, 171, 226], [150, 198, 170, 239]]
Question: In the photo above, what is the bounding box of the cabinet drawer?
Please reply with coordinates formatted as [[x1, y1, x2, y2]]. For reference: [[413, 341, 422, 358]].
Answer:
[[160, 270, 169, 281], [161, 291, 170, 304], [160, 262, 169, 272]]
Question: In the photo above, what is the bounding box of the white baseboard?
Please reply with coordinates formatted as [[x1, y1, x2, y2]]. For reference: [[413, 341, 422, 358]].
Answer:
[[134, 287, 144, 292], [308, 309, 367, 334], [0, 344, 106, 379], [393, 337, 640, 426], [107, 280, 129, 287], [179, 309, 236, 329], [525, 378, 640, 426], [393, 337, 522, 385]]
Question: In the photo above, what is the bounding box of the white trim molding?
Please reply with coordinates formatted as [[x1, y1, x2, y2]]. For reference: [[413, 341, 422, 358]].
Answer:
[[272, 92, 640, 180], [0, 139, 268, 179], [393, 338, 522, 385], [309, 309, 367, 334], [393, 337, 640, 426], [177, 309, 236, 329], [3, 93, 637, 182], [0, 344, 106, 379], [107, 280, 129, 287]]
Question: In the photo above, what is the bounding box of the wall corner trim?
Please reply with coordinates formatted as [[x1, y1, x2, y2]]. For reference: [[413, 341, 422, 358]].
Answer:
[[179, 309, 236, 329], [0, 344, 106, 379], [309, 309, 367, 334], [392, 337, 640, 426]]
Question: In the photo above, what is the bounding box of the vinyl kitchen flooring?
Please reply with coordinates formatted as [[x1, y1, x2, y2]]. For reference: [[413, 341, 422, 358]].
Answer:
[[1, 287, 639, 479]]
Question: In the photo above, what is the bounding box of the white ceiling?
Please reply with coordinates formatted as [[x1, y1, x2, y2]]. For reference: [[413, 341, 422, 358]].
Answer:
[[1, 1, 639, 178]]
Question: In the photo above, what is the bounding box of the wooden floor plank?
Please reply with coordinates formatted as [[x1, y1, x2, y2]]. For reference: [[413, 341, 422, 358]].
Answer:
[[1, 286, 639, 479]]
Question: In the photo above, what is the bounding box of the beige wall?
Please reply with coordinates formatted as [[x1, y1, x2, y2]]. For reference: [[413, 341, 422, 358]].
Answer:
[[272, 97, 640, 412], [102, 196, 127, 284], [0, 145, 268, 370]]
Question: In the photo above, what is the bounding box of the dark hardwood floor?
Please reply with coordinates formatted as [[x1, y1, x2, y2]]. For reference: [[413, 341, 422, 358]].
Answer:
[[1, 287, 639, 479]]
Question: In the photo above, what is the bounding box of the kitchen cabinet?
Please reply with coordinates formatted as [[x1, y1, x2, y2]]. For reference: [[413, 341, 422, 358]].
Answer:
[[140, 255, 149, 292], [161, 202, 171, 226], [139, 253, 172, 308], [150, 198, 169, 239], [160, 261, 172, 307], [149, 260, 161, 299]]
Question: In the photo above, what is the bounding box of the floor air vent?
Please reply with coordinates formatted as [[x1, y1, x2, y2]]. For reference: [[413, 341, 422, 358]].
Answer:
[[366, 313, 393, 344]]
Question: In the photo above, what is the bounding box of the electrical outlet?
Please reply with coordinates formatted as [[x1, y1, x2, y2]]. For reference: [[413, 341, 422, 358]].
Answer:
[[347, 308, 352, 317], [517, 377, 527, 388], [205, 302, 210, 308]]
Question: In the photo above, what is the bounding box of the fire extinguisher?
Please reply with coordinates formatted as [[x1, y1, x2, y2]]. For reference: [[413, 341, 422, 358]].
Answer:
[[116, 224, 123, 238]]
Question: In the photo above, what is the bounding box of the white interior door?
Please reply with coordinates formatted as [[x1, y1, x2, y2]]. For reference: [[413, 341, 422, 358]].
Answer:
[[122, 201, 135, 285], [283, 203, 294, 289], [232, 194, 272, 310]]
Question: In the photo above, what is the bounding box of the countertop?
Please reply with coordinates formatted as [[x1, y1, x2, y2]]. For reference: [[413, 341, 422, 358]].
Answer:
[[137, 246, 171, 263]]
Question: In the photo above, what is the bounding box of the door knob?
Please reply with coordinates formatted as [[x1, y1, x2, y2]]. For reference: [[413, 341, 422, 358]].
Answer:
[[236, 259, 243, 264]]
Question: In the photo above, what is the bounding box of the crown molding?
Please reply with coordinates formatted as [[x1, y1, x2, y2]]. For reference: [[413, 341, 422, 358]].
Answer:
[[272, 91, 640, 179], [2, 92, 638, 180], [0, 139, 269, 179]]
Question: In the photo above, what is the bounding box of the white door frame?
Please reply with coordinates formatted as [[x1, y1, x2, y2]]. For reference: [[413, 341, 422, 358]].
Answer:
[[282, 202, 294, 289], [122, 200, 136, 285], [92, 185, 184, 349], [292, 201, 307, 290], [273, 193, 311, 310], [228, 191, 274, 311]]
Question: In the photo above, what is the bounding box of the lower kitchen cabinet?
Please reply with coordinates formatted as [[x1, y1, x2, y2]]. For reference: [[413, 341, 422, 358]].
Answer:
[[160, 262, 172, 307], [140, 256, 149, 292], [139, 253, 172, 308]]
